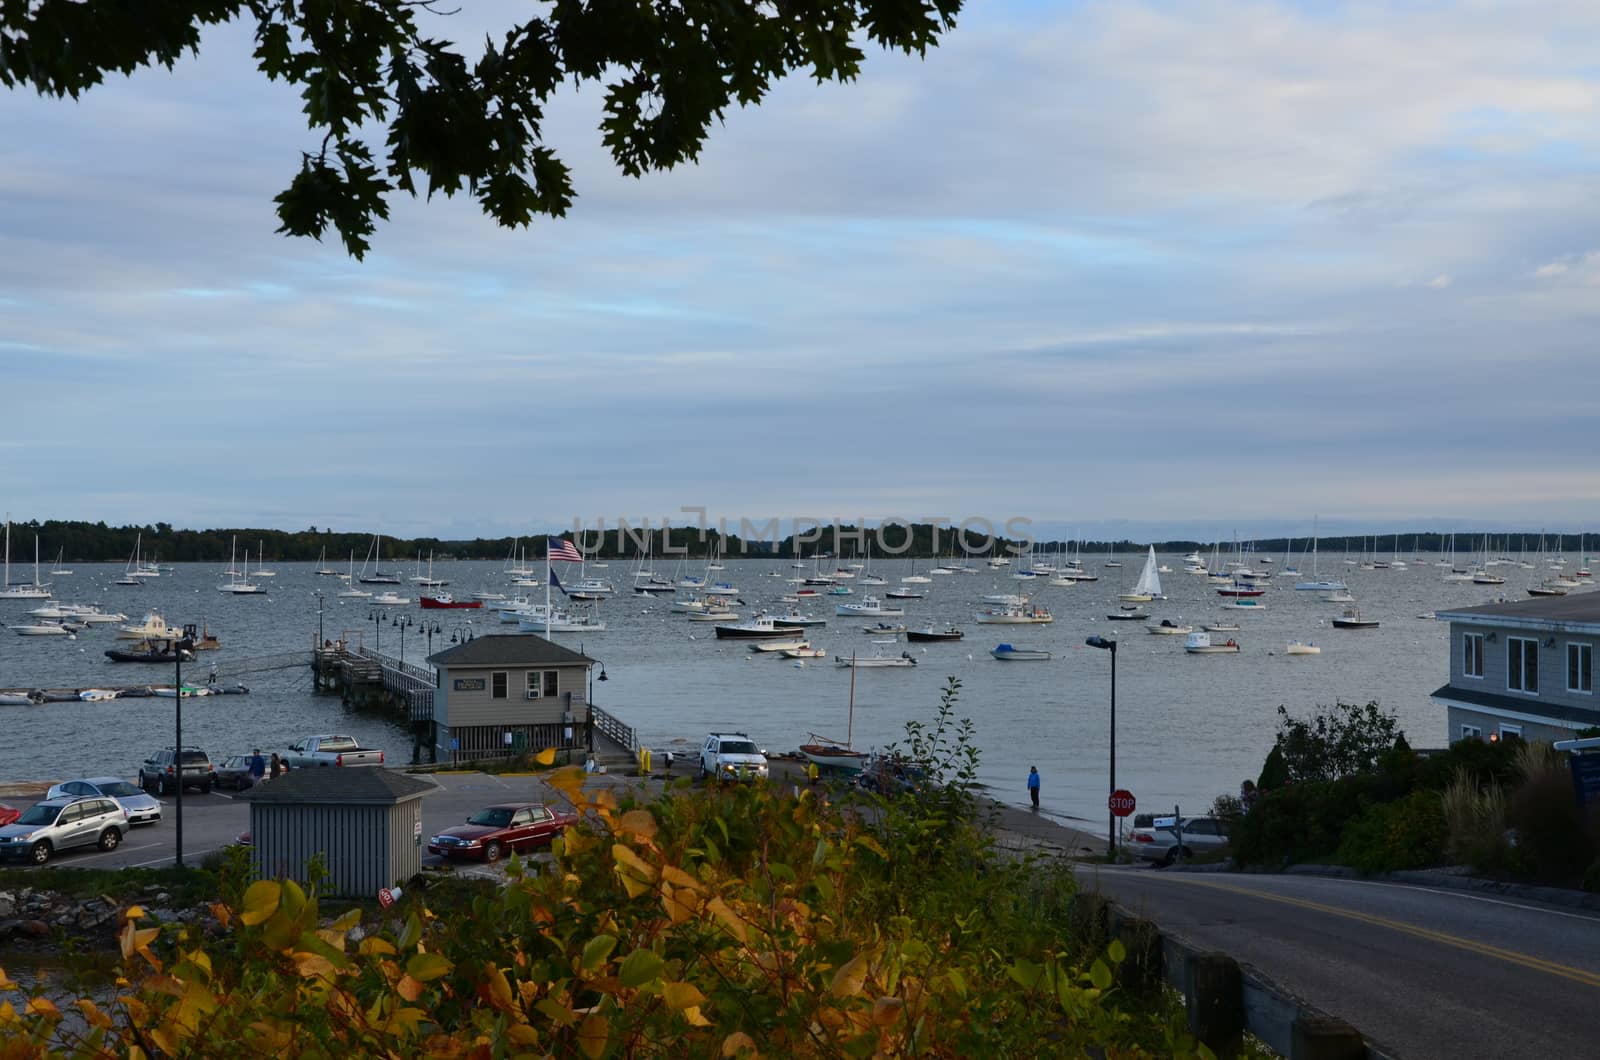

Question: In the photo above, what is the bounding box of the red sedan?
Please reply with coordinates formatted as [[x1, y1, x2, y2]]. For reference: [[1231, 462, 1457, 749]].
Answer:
[[0, 805, 18, 828], [427, 803, 576, 862]]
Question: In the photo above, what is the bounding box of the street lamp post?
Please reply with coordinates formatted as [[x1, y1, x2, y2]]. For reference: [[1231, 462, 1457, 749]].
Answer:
[[394, 615, 414, 664], [1085, 635, 1118, 855], [424, 622, 441, 657], [368, 611, 382, 653], [315, 591, 325, 647], [174, 643, 184, 867]]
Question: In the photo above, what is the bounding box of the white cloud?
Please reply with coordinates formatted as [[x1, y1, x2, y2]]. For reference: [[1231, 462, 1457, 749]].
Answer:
[[1425, 274, 1454, 289]]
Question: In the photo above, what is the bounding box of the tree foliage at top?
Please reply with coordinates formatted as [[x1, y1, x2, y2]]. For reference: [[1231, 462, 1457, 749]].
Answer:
[[0, 0, 963, 257], [1270, 701, 1404, 785]]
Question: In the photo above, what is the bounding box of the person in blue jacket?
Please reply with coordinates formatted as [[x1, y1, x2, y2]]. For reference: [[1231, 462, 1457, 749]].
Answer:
[[1027, 765, 1041, 809]]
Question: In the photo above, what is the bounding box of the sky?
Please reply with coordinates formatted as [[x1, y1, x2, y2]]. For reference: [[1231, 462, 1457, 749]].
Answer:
[[3, 0, 1600, 542]]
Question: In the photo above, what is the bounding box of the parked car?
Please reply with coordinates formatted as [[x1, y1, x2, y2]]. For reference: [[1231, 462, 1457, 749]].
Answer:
[[0, 796, 128, 865], [854, 753, 930, 797], [1131, 816, 1233, 866], [284, 735, 385, 768], [46, 777, 162, 826], [214, 755, 258, 790], [137, 747, 216, 795], [0, 804, 18, 828], [427, 803, 578, 862], [698, 733, 769, 782]]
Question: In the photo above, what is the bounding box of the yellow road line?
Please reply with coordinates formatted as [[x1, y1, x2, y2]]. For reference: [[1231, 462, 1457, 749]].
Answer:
[[1136, 875, 1600, 990]]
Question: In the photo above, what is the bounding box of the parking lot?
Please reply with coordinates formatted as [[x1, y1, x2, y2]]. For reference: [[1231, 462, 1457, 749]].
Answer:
[[0, 769, 657, 872]]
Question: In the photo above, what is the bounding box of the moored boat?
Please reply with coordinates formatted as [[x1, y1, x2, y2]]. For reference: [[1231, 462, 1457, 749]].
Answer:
[[420, 594, 482, 609], [715, 616, 803, 640], [1331, 607, 1380, 629], [906, 626, 964, 642], [1185, 631, 1240, 654], [990, 643, 1051, 661], [1285, 641, 1322, 655], [1145, 619, 1193, 635]]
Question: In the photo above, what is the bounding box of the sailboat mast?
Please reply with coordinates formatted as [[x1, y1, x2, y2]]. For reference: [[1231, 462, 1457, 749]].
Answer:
[[847, 657, 857, 749]]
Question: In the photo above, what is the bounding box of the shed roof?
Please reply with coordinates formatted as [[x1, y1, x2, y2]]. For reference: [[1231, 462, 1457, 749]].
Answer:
[[427, 632, 595, 669], [239, 768, 436, 805], [1436, 593, 1600, 630]]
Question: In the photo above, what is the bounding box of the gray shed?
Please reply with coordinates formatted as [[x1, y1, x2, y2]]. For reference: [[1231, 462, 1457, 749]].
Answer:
[[239, 769, 435, 897]]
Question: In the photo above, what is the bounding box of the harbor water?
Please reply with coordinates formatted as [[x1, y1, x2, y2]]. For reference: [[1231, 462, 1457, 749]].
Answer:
[[0, 555, 1517, 833]]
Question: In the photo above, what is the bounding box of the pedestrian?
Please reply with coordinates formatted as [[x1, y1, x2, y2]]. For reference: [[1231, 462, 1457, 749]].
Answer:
[[1240, 779, 1258, 815], [1027, 765, 1041, 809], [268, 752, 283, 780], [806, 761, 820, 787], [249, 748, 267, 784]]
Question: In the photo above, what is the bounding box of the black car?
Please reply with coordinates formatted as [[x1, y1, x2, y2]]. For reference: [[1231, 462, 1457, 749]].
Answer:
[[138, 747, 216, 795]]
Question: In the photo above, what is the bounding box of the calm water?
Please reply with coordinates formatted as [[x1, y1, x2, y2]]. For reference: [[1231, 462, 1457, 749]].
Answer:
[[0, 554, 1544, 832]]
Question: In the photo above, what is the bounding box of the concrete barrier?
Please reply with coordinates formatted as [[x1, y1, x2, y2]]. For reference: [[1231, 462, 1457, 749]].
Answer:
[[1105, 903, 1397, 1060]]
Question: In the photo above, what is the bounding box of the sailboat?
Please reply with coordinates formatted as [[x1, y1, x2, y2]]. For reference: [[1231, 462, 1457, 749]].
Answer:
[[115, 534, 143, 585], [358, 534, 401, 584], [48, 546, 72, 576], [800, 659, 868, 771], [338, 550, 372, 598], [411, 550, 448, 587], [251, 539, 277, 578], [218, 543, 267, 594], [1294, 518, 1346, 591], [1118, 546, 1164, 602], [1441, 533, 1474, 582], [0, 523, 53, 599], [314, 547, 339, 576]]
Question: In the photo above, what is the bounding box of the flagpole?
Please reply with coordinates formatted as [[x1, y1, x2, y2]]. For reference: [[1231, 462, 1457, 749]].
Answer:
[[545, 538, 552, 638]]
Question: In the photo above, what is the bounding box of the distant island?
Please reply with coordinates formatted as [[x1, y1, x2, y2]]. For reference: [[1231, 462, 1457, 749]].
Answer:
[[3, 519, 1590, 564]]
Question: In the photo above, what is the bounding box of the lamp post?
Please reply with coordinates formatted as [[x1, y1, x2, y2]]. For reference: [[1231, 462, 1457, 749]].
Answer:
[[315, 591, 325, 648], [448, 623, 474, 645], [394, 615, 414, 664], [174, 641, 184, 867], [1085, 635, 1118, 854], [367, 610, 382, 653], [424, 622, 441, 657]]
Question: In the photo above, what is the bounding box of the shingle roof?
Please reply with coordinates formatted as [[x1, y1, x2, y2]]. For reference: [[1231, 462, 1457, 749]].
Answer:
[[426, 632, 595, 669], [1437, 593, 1600, 628], [238, 768, 436, 805]]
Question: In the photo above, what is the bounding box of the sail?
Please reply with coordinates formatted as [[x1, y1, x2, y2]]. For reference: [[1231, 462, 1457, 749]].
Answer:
[[1133, 546, 1162, 597]]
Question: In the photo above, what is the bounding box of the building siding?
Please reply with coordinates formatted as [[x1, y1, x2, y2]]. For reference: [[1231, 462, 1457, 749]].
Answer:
[[438, 663, 589, 729], [1448, 622, 1599, 713], [249, 797, 423, 897]]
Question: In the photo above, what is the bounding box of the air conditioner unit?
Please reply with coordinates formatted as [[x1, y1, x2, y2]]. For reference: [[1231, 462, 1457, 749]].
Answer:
[[526, 690, 541, 700]]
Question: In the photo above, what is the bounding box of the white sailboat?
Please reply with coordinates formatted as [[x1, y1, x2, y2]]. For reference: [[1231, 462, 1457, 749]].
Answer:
[[315, 547, 339, 576], [338, 549, 372, 598], [48, 546, 72, 576], [252, 539, 278, 577], [1118, 546, 1164, 602], [219, 545, 267, 595], [0, 523, 52, 599], [1294, 518, 1346, 591]]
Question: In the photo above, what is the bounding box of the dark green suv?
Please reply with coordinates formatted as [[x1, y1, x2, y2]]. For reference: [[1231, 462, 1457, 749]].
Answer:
[[138, 747, 216, 795]]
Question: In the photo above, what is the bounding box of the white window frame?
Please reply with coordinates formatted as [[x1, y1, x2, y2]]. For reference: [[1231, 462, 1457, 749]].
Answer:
[[1507, 636, 1539, 694], [1498, 723, 1523, 742], [1568, 641, 1593, 695], [526, 670, 543, 698], [1460, 723, 1483, 741], [1463, 633, 1485, 679]]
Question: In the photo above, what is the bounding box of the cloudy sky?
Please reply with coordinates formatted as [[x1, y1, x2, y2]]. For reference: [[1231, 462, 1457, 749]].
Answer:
[[3, 0, 1599, 541]]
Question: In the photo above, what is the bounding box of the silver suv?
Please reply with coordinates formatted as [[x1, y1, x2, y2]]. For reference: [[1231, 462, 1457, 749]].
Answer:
[[138, 747, 216, 795], [0, 796, 127, 865], [699, 733, 769, 782]]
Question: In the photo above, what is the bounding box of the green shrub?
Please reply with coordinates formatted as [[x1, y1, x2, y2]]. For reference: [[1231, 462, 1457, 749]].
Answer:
[[1232, 773, 1379, 868], [1270, 701, 1402, 783], [1441, 767, 1510, 871], [1505, 753, 1591, 882], [1334, 789, 1445, 874]]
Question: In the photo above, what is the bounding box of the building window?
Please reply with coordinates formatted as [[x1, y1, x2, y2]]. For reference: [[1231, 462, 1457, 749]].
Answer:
[[492, 671, 507, 699], [1463, 633, 1484, 679], [1507, 637, 1539, 694], [523, 671, 560, 698], [1459, 724, 1482, 741], [526, 671, 541, 698], [1498, 724, 1523, 743], [1569, 642, 1593, 694], [544, 670, 559, 697]]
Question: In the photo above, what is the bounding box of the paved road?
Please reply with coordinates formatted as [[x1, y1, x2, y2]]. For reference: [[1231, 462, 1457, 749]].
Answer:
[[1075, 866, 1600, 1060]]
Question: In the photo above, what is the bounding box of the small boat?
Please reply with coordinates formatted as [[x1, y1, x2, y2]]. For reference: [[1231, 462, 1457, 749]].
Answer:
[[1185, 631, 1239, 654], [702, 582, 741, 597], [106, 637, 195, 663], [795, 588, 822, 598], [859, 623, 908, 636], [1145, 619, 1193, 635], [825, 586, 853, 596], [1321, 589, 1356, 603], [0, 692, 43, 706], [748, 639, 810, 653], [906, 626, 964, 642], [420, 594, 482, 609], [1216, 584, 1266, 597], [1224, 598, 1266, 611], [78, 689, 119, 701], [686, 610, 738, 622], [715, 616, 804, 640], [1331, 607, 1380, 630], [770, 612, 827, 628], [150, 685, 209, 698], [1201, 622, 1240, 632], [9, 622, 76, 637], [472, 591, 508, 602], [798, 742, 868, 769], [1285, 641, 1322, 655], [118, 612, 177, 640], [835, 651, 918, 668], [370, 592, 412, 606], [974, 604, 1053, 624], [990, 643, 1051, 661], [1104, 610, 1149, 621], [836, 596, 904, 617], [781, 646, 828, 659]]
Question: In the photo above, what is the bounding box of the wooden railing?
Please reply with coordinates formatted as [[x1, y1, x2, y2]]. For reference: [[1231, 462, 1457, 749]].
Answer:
[[591, 703, 638, 754]]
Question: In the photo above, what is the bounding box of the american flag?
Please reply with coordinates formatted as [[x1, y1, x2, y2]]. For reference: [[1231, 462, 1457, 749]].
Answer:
[[547, 538, 583, 562]]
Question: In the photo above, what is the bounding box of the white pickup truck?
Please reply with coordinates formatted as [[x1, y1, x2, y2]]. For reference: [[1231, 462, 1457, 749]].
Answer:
[[284, 734, 386, 768]]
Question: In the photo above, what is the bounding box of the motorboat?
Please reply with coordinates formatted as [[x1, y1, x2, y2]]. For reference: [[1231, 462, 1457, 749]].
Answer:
[[118, 612, 177, 640], [1331, 608, 1380, 630], [834, 651, 918, 668], [835, 596, 904, 617], [1321, 589, 1356, 603], [781, 646, 828, 659], [686, 610, 738, 622], [1285, 641, 1322, 655], [420, 594, 482, 609], [9, 622, 75, 637], [106, 637, 195, 663], [1104, 610, 1149, 621], [747, 639, 810, 653], [884, 588, 926, 600], [906, 626, 964, 642], [57, 605, 126, 625], [516, 608, 607, 633], [702, 582, 741, 597], [671, 596, 719, 614], [982, 592, 1028, 606], [990, 643, 1051, 661], [1216, 584, 1266, 598], [78, 689, 119, 701], [150, 685, 210, 698], [1145, 619, 1193, 635], [1224, 598, 1266, 611], [1201, 622, 1240, 632], [1185, 631, 1239, 654], [770, 611, 827, 628], [370, 592, 412, 606], [715, 616, 803, 640], [974, 604, 1053, 624], [472, 591, 508, 602], [0, 691, 42, 706], [825, 586, 853, 596], [859, 623, 908, 636]]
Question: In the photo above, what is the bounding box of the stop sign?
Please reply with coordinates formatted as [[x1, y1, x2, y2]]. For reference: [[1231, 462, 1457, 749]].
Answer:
[[1108, 789, 1137, 817]]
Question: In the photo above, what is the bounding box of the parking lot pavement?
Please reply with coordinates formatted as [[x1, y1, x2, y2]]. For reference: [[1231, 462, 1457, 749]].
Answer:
[[20, 769, 660, 873]]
